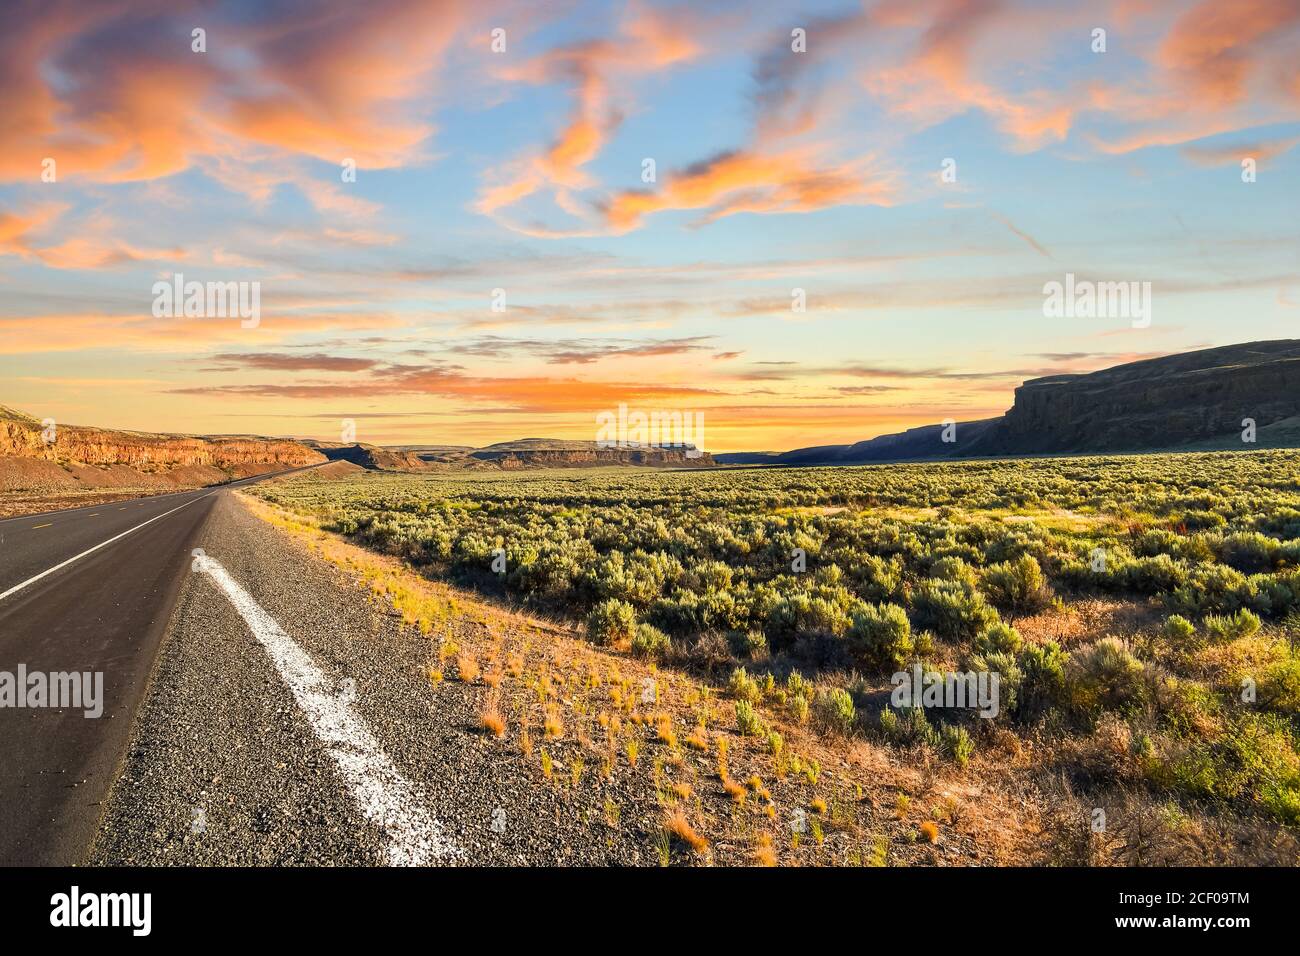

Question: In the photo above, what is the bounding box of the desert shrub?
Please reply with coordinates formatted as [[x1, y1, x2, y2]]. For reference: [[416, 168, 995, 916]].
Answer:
[[1153, 675, 1221, 735], [728, 666, 761, 703], [910, 579, 998, 639], [929, 556, 978, 588], [1161, 614, 1196, 642], [980, 555, 1050, 611], [786, 670, 813, 702], [1153, 713, 1300, 824], [1122, 553, 1189, 594], [846, 602, 913, 671], [789, 695, 810, 724], [812, 688, 856, 734], [733, 629, 769, 659], [630, 623, 671, 659], [1167, 564, 1253, 615], [765, 592, 854, 641], [1204, 608, 1261, 642], [1249, 574, 1296, 616], [848, 554, 904, 602], [974, 621, 1022, 656], [1258, 657, 1300, 714], [735, 700, 764, 736], [1017, 640, 1068, 722], [969, 650, 1022, 718], [879, 705, 940, 747], [1214, 531, 1278, 572], [1067, 637, 1147, 716], [940, 723, 975, 768], [585, 598, 637, 646]]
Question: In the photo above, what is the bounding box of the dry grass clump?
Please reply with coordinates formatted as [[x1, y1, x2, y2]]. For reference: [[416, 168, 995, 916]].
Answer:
[[454, 652, 480, 683], [481, 701, 506, 738], [664, 810, 709, 855]]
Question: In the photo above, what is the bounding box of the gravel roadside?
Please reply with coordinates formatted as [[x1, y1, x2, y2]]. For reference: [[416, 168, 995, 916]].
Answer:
[[88, 491, 654, 865]]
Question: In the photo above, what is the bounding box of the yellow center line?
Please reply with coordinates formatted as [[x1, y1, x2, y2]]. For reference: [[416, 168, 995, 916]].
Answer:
[[30, 523, 52, 529]]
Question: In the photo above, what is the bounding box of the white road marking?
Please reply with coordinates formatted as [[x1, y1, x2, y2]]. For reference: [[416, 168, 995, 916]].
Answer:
[[195, 555, 460, 866], [0, 493, 214, 603]]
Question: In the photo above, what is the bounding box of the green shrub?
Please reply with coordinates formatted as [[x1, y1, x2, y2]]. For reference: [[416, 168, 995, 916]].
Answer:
[[929, 556, 978, 588], [1258, 657, 1300, 714], [981, 555, 1049, 611], [727, 666, 761, 703], [1153, 713, 1300, 824], [813, 688, 856, 734], [630, 623, 670, 659], [738, 629, 768, 659], [879, 705, 940, 747], [786, 670, 813, 701], [1017, 640, 1068, 722], [1204, 608, 1261, 642], [735, 700, 764, 736], [1161, 614, 1196, 642], [911, 579, 999, 640], [847, 602, 913, 671], [585, 598, 637, 646], [790, 695, 810, 724], [940, 723, 975, 768], [766, 730, 784, 756], [974, 621, 1022, 655], [1067, 637, 1147, 716]]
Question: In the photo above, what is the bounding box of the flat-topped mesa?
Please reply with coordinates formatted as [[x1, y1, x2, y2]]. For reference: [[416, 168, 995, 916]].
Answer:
[[468, 440, 715, 469], [0, 405, 325, 472]]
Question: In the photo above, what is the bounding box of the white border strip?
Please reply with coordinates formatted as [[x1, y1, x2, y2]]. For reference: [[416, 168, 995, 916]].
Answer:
[[0, 493, 215, 603], [195, 555, 460, 866]]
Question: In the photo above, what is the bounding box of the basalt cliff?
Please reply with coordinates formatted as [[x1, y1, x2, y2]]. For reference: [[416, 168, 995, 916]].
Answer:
[[716, 340, 1300, 465]]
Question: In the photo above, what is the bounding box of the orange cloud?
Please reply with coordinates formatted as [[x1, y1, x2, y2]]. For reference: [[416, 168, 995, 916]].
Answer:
[[1158, 0, 1300, 109], [0, 0, 489, 186], [476, 3, 706, 230], [602, 148, 894, 232]]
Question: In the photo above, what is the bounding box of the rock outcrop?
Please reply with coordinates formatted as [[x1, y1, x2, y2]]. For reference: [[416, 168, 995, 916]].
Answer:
[[715, 340, 1300, 465], [301, 441, 430, 471], [0, 404, 325, 494], [969, 340, 1300, 454], [467, 440, 714, 468]]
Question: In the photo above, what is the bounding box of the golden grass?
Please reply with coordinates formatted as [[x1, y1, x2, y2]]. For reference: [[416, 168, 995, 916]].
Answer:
[[664, 810, 709, 855], [454, 652, 480, 683], [481, 694, 506, 737]]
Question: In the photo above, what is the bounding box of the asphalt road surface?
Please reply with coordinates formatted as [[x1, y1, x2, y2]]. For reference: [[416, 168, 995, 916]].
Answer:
[[0, 470, 313, 865]]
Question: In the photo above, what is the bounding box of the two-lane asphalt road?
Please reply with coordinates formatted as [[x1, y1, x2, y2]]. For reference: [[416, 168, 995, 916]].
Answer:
[[0, 469, 314, 865]]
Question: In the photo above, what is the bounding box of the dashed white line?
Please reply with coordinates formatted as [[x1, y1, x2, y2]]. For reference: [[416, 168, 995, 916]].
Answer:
[[0, 493, 214, 603], [194, 554, 460, 866]]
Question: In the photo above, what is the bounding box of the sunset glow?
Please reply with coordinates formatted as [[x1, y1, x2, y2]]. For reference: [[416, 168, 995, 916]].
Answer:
[[1, 0, 1297, 451]]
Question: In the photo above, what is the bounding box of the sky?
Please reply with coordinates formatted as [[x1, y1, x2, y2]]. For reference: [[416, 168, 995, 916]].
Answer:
[[0, 0, 1297, 453]]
